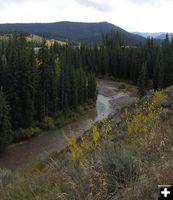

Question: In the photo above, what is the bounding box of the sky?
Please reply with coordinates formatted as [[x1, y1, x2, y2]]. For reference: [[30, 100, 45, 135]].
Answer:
[[0, 0, 172, 32]]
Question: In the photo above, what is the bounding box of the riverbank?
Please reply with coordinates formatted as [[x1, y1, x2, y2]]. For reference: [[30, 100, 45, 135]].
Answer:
[[1, 86, 173, 200], [0, 79, 138, 170], [12, 100, 96, 143]]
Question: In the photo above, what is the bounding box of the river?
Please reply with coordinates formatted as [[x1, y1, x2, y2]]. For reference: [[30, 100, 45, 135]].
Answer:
[[0, 80, 136, 170]]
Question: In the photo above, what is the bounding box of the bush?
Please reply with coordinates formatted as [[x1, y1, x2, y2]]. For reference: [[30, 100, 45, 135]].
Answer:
[[125, 91, 164, 150], [98, 146, 140, 188], [64, 119, 140, 198], [118, 83, 127, 90], [55, 115, 77, 128], [13, 127, 40, 142], [77, 105, 85, 115], [41, 116, 55, 130], [65, 119, 112, 162]]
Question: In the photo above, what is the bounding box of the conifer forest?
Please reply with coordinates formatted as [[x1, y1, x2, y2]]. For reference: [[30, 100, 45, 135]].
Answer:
[[0, 32, 173, 151]]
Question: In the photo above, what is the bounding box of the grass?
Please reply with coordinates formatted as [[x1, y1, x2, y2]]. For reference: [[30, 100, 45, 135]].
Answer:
[[119, 117, 173, 200], [45, 39, 66, 47], [0, 34, 67, 47]]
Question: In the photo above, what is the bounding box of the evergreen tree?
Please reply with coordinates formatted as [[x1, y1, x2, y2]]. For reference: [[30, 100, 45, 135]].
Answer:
[[162, 34, 173, 87], [6, 34, 37, 128], [37, 39, 58, 119], [0, 89, 11, 152], [137, 63, 149, 97]]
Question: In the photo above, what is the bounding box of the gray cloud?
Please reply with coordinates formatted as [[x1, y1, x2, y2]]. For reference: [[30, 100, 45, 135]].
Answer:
[[74, 0, 113, 12]]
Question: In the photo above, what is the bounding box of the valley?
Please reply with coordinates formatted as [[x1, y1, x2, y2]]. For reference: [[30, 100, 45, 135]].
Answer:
[[0, 79, 137, 170], [0, 0, 173, 198]]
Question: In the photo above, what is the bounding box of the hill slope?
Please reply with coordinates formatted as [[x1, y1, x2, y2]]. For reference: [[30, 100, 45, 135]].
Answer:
[[0, 21, 145, 44]]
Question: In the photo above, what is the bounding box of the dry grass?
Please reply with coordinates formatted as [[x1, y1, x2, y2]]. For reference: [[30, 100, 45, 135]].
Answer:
[[1, 90, 173, 200], [119, 103, 173, 200]]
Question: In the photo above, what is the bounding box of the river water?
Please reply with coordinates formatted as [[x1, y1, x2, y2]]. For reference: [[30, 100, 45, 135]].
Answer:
[[0, 80, 131, 170]]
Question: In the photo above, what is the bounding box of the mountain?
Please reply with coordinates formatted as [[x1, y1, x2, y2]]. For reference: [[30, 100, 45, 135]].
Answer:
[[134, 32, 173, 41], [133, 32, 165, 39], [156, 33, 173, 40], [0, 21, 145, 44]]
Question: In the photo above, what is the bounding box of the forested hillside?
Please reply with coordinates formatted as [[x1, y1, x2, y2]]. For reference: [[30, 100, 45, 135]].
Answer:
[[0, 21, 145, 44], [60, 32, 173, 94], [0, 31, 173, 154], [0, 34, 96, 151]]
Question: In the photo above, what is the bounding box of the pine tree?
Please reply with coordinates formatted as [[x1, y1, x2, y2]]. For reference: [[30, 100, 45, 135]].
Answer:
[[5, 34, 37, 128], [137, 63, 149, 97], [161, 34, 173, 87], [0, 89, 12, 152], [37, 39, 58, 119]]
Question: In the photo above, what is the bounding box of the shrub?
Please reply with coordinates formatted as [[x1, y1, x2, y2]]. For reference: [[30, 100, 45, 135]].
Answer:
[[57, 166, 91, 200], [41, 116, 55, 130], [77, 105, 85, 115], [64, 119, 139, 198], [125, 91, 164, 150], [13, 127, 40, 142], [118, 83, 127, 90], [65, 119, 112, 162], [98, 146, 140, 189]]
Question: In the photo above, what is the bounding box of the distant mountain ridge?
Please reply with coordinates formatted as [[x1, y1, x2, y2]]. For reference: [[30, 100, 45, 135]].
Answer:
[[134, 32, 173, 40], [0, 21, 145, 44], [133, 32, 165, 39], [156, 33, 173, 40]]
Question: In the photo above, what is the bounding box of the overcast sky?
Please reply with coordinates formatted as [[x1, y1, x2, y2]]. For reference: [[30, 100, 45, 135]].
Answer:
[[0, 0, 172, 32]]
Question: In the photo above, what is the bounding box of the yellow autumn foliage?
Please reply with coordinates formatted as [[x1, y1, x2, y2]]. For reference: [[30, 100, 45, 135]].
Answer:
[[65, 119, 112, 162], [101, 118, 113, 139], [65, 133, 82, 162], [125, 91, 164, 148], [92, 125, 100, 144]]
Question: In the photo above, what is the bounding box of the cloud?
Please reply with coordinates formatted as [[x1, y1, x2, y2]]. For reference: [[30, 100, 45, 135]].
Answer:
[[0, 0, 66, 10], [0, 0, 173, 32], [0, 0, 26, 8], [74, 0, 113, 11], [128, 0, 161, 5]]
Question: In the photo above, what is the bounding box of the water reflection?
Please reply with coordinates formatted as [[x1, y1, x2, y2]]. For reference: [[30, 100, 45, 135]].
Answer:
[[95, 94, 112, 121], [95, 93, 128, 121]]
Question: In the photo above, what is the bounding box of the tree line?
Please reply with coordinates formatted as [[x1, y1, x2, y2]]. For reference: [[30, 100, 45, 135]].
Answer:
[[1, 32, 173, 152], [0, 34, 96, 152], [57, 32, 173, 96]]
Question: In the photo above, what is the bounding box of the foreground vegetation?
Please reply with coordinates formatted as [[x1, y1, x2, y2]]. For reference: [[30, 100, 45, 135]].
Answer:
[[1, 87, 173, 199]]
